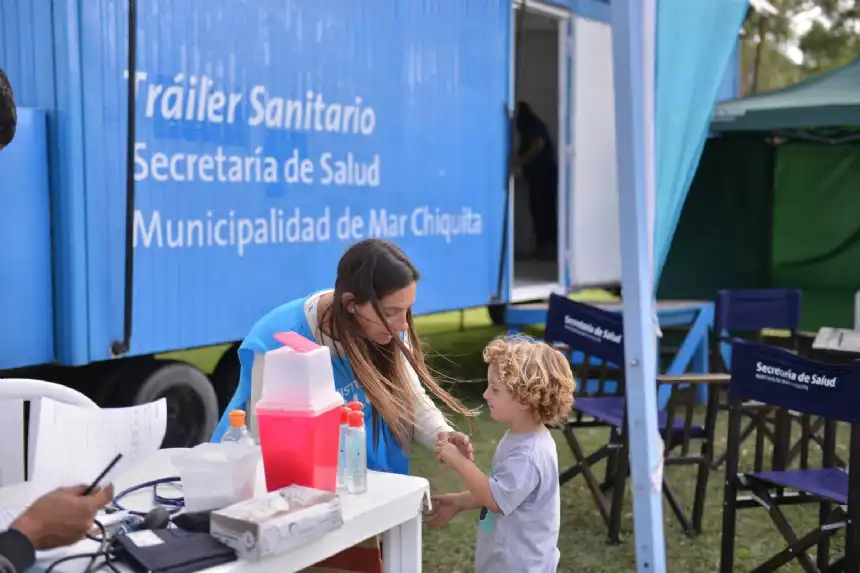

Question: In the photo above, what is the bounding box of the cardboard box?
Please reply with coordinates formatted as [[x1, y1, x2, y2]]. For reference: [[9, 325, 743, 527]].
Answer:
[[210, 486, 343, 561]]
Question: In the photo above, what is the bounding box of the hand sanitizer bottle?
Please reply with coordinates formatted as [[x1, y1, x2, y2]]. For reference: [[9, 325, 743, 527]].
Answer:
[[346, 411, 367, 494], [337, 407, 350, 491], [221, 410, 255, 445]]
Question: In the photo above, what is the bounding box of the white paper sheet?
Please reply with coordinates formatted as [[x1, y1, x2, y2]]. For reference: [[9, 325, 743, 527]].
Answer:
[[29, 398, 168, 489], [813, 327, 860, 354]]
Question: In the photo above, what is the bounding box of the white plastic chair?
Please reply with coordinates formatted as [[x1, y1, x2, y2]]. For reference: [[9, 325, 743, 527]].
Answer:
[[0, 378, 99, 486]]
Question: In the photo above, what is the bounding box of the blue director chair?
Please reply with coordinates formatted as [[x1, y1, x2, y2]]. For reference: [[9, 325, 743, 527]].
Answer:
[[544, 294, 726, 543], [708, 288, 828, 471], [720, 340, 860, 573]]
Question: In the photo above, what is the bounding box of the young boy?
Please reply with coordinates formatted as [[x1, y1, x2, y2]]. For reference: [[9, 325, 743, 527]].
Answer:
[[427, 336, 575, 572]]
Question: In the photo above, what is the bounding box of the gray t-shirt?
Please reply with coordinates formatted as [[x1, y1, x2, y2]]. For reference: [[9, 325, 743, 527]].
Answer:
[[475, 429, 561, 573]]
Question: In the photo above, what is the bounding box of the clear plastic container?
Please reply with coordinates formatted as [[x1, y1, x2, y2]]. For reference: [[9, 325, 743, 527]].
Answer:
[[336, 407, 350, 491], [173, 443, 261, 512], [262, 332, 337, 411], [256, 395, 344, 493], [346, 411, 367, 495], [221, 410, 255, 445]]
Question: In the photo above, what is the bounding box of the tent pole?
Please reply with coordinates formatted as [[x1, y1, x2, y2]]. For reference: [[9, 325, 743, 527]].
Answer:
[[610, 0, 667, 571], [762, 139, 777, 289]]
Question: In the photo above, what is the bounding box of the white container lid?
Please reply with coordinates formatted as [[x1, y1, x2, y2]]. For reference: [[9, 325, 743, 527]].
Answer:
[[260, 331, 342, 414]]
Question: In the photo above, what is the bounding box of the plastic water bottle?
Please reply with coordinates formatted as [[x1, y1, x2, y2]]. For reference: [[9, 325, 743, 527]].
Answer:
[[346, 411, 367, 494], [221, 409, 255, 445], [336, 407, 350, 491]]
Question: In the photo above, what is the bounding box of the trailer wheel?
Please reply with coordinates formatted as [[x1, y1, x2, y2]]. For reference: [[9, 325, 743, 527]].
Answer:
[[487, 304, 507, 326], [109, 360, 219, 448], [211, 342, 241, 413]]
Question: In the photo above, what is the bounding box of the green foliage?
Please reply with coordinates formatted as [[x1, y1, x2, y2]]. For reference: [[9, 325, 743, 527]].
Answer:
[[740, 0, 860, 95]]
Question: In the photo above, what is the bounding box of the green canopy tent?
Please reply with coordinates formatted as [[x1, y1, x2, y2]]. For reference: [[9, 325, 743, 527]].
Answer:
[[712, 57, 860, 138], [657, 58, 860, 330]]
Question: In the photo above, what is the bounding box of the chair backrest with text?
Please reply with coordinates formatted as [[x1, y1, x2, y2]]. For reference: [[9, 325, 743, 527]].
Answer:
[[545, 294, 625, 398], [729, 341, 860, 426], [714, 288, 802, 372]]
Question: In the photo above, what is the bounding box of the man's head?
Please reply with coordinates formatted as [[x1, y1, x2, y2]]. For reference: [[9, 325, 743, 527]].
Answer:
[[0, 68, 17, 150]]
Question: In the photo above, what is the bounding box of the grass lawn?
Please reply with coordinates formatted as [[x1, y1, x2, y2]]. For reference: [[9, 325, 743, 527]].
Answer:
[[169, 297, 844, 571]]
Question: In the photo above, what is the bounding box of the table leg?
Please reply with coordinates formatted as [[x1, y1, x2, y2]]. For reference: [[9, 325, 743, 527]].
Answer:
[[693, 334, 710, 403], [382, 525, 400, 572], [382, 514, 421, 573]]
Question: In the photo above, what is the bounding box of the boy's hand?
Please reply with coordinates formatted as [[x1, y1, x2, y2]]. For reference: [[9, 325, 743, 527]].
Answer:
[[435, 439, 466, 466], [436, 431, 474, 461], [424, 493, 462, 528]]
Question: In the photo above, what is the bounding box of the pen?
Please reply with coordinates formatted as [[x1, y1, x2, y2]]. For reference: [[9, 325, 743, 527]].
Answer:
[[83, 453, 123, 496]]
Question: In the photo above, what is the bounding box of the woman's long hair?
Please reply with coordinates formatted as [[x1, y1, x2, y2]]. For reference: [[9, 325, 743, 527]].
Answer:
[[320, 239, 477, 448]]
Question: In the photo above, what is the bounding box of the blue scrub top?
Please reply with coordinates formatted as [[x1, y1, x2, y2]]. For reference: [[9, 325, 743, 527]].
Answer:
[[211, 294, 410, 475]]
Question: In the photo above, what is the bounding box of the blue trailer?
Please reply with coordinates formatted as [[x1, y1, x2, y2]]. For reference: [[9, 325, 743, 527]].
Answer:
[[0, 0, 738, 447]]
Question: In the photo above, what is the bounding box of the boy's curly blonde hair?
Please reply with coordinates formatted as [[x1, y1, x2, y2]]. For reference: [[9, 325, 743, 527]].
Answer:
[[483, 335, 576, 424]]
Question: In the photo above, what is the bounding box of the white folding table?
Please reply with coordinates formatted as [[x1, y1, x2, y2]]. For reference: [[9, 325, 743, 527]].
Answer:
[[0, 448, 428, 573]]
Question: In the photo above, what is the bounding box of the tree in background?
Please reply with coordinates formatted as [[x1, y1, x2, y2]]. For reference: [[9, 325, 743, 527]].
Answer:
[[740, 0, 860, 95]]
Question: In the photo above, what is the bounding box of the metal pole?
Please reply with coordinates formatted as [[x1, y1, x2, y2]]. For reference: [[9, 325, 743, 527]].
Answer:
[[610, 0, 667, 571]]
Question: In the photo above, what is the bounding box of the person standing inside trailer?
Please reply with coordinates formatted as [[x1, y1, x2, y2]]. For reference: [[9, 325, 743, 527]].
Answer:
[[514, 100, 558, 261], [213, 238, 477, 474], [0, 68, 16, 150]]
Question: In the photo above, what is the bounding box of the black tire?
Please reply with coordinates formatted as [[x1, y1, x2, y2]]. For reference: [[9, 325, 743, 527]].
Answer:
[[108, 360, 219, 448], [211, 342, 241, 414], [487, 303, 507, 326]]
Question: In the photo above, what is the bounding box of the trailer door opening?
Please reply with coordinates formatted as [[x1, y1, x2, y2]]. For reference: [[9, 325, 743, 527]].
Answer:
[[511, 3, 566, 302]]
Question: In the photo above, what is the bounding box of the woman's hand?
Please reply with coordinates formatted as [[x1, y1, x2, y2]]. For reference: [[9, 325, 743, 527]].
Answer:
[[436, 431, 473, 461], [435, 440, 467, 466]]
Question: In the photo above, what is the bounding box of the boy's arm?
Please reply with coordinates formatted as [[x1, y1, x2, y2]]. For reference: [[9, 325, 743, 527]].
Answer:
[[452, 489, 487, 512], [446, 457, 502, 513], [449, 451, 540, 516]]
